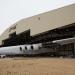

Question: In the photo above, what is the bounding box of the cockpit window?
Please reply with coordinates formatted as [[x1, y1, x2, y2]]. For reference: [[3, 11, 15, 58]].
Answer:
[[31, 45, 34, 50], [25, 46, 27, 50], [20, 47, 22, 51]]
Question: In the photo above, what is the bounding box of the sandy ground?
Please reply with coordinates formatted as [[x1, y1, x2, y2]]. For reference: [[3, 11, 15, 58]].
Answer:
[[0, 57, 75, 75]]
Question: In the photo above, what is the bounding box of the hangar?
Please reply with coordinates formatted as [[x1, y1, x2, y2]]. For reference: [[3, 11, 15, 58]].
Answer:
[[0, 3, 75, 56]]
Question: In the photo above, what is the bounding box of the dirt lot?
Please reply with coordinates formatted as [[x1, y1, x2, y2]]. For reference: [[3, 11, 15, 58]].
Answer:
[[0, 57, 75, 75]]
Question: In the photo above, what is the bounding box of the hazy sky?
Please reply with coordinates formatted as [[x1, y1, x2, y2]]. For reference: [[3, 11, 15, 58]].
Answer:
[[0, 0, 75, 35]]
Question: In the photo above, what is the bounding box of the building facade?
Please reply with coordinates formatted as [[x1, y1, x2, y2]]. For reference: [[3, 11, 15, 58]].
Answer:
[[0, 4, 75, 48]]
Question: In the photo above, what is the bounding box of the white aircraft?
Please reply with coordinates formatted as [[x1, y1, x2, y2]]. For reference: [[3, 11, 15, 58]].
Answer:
[[0, 37, 75, 58], [0, 43, 52, 58]]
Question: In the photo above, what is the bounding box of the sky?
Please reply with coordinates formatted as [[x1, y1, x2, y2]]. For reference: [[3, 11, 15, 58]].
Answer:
[[0, 0, 75, 35]]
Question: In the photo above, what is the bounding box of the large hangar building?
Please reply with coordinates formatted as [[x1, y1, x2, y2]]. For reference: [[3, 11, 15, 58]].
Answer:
[[0, 3, 75, 54]]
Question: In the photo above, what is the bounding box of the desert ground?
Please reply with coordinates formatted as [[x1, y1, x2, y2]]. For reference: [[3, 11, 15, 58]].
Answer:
[[0, 57, 75, 75]]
